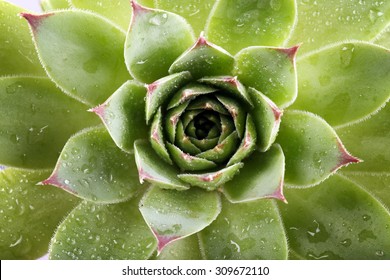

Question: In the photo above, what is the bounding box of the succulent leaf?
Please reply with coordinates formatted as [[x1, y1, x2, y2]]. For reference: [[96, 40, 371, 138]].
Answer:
[[199, 197, 288, 259], [287, 0, 390, 54], [372, 24, 390, 48], [169, 34, 235, 79], [91, 80, 147, 153], [224, 145, 286, 203], [279, 175, 390, 260], [41, 127, 142, 203], [277, 110, 360, 187], [22, 10, 130, 106], [0, 76, 98, 169], [139, 186, 221, 254], [336, 103, 390, 173], [167, 83, 217, 109], [0, 169, 79, 260], [292, 42, 390, 127], [156, 0, 215, 35], [50, 197, 157, 260], [178, 162, 244, 191], [125, 1, 195, 83], [0, 1, 45, 76], [146, 71, 192, 123], [247, 88, 282, 152], [155, 234, 203, 260], [234, 46, 299, 108], [150, 108, 173, 164], [41, 0, 71, 11], [206, 0, 296, 54], [134, 140, 189, 190]]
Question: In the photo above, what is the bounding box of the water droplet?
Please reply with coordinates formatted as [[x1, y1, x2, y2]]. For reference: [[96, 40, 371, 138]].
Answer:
[[340, 238, 352, 247], [369, 9, 384, 23], [306, 220, 330, 243], [6, 82, 23, 94], [71, 147, 80, 155], [270, 0, 281, 11], [358, 229, 377, 242], [339, 43, 355, 68], [64, 179, 70, 185], [149, 13, 168, 26], [10, 134, 20, 144], [375, 250, 385, 257], [362, 214, 371, 221], [83, 58, 99, 73]]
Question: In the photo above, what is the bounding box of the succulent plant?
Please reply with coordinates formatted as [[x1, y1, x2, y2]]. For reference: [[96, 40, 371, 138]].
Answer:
[[0, 0, 389, 260]]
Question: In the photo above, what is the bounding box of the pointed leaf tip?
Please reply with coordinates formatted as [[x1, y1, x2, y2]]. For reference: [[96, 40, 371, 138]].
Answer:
[[153, 230, 179, 254], [268, 180, 288, 204], [20, 12, 54, 30], [40, 172, 77, 195], [333, 140, 362, 172], [131, 0, 147, 13], [275, 45, 301, 62], [88, 104, 106, 118]]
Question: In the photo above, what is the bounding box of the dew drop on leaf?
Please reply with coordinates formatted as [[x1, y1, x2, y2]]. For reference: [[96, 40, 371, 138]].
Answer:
[[339, 43, 355, 68]]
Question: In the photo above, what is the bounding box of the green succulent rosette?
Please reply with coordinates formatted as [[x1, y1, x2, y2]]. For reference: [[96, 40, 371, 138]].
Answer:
[[0, 0, 389, 260]]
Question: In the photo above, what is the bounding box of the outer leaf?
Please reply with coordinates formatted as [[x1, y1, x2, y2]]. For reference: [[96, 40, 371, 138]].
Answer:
[[336, 104, 390, 173], [372, 24, 390, 48], [0, 76, 98, 169], [0, 169, 79, 260], [41, 0, 71, 11], [0, 1, 45, 76], [50, 197, 157, 260], [42, 127, 142, 203], [155, 234, 203, 260], [224, 145, 286, 203], [70, 0, 131, 30], [205, 0, 296, 54], [125, 1, 195, 83], [178, 162, 244, 191], [139, 186, 221, 254], [169, 34, 235, 79], [277, 110, 360, 187], [22, 10, 129, 106], [292, 42, 390, 127], [287, 0, 390, 54], [279, 175, 390, 260], [156, 0, 215, 35], [134, 140, 189, 190], [91, 80, 147, 153], [234, 46, 299, 108], [199, 197, 287, 260], [247, 88, 282, 152]]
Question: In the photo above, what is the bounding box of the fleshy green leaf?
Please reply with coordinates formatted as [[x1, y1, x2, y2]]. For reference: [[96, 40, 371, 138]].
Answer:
[[292, 42, 390, 127], [178, 163, 243, 191], [22, 10, 129, 106], [155, 234, 203, 260], [146, 71, 192, 124], [199, 196, 288, 260], [287, 0, 390, 54], [227, 114, 257, 166], [205, 0, 296, 54], [42, 127, 142, 203], [134, 140, 189, 190], [165, 101, 190, 143], [155, 0, 215, 35], [175, 121, 202, 155], [125, 2, 195, 83], [0, 169, 79, 260], [167, 83, 217, 109], [41, 0, 71, 11], [199, 76, 253, 107], [50, 196, 157, 260], [70, 0, 131, 30], [139, 186, 221, 254], [0, 1, 45, 76], [166, 143, 217, 171], [0, 76, 98, 169], [169, 34, 235, 79], [197, 132, 239, 164], [277, 110, 360, 187], [336, 103, 390, 173], [248, 88, 282, 152], [216, 95, 246, 138], [279, 175, 390, 260], [150, 108, 173, 164], [234, 46, 299, 108], [224, 145, 286, 203], [91, 80, 147, 153]]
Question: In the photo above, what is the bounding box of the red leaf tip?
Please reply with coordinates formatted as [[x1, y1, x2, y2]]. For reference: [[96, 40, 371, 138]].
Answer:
[[268, 179, 288, 204], [152, 230, 179, 255], [20, 12, 53, 30], [131, 0, 148, 14], [88, 104, 106, 118], [333, 140, 362, 171], [276, 44, 301, 62], [195, 32, 209, 47]]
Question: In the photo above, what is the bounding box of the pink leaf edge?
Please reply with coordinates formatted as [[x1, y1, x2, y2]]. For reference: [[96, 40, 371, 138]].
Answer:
[[152, 229, 180, 255], [20, 12, 54, 31]]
